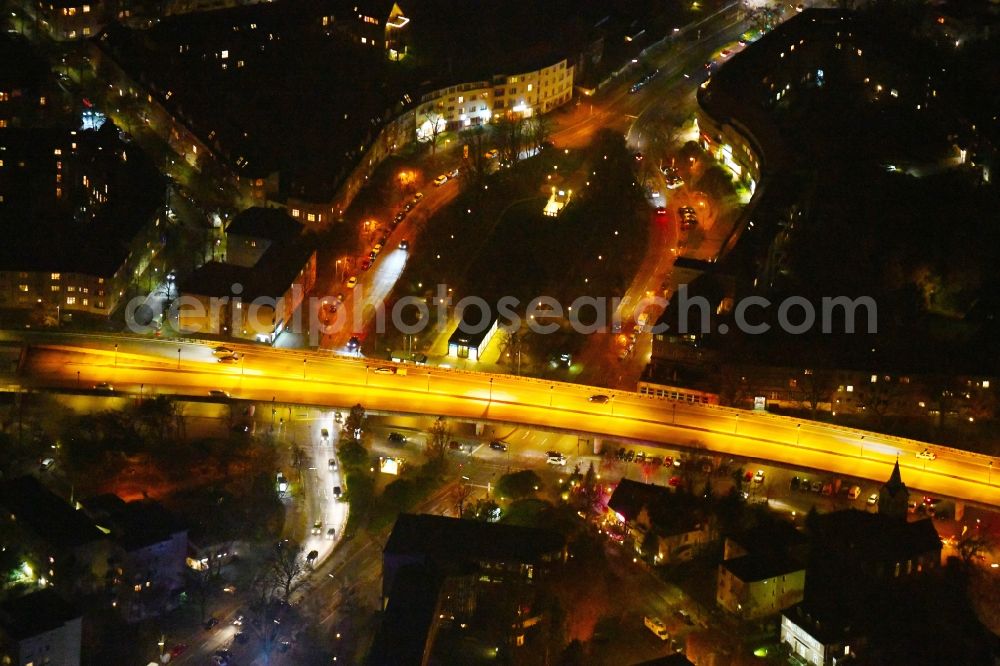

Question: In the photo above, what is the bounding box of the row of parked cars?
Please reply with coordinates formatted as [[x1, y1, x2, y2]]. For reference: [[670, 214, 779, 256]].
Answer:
[[615, 448, 682, 467], [790, 475, 862, 500]]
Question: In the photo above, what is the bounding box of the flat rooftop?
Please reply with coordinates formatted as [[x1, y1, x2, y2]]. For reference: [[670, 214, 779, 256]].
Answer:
[[0, 589, 80, 640]]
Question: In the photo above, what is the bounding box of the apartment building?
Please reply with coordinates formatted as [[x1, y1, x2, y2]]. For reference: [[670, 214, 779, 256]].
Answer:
[[0, 590, 82, 666], [0, 124, 166, 322], [35, 0, 106, 40]]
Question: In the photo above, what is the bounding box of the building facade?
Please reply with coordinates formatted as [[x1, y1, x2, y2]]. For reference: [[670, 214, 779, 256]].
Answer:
[[0, 590, 82, 666], [35, 0, 106, 40]]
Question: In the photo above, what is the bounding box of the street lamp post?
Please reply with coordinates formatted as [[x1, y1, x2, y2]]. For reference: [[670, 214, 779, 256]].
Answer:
[[114, 344, 118, 368], [549, 385, 554, 408], [795, 423, 801, 445], [489, 377, 494, 403], [989, 461, 993, 485], [303, 358, 307, 380], [426, 372, 431, 392], [860, 435, 865, 459], [76, 371, 80, 387], [176, 347, 181, 369], [734, 414, 740, 434]]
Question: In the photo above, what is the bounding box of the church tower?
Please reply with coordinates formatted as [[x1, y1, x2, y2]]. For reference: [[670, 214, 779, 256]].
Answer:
[[878, 458, 909, 520]]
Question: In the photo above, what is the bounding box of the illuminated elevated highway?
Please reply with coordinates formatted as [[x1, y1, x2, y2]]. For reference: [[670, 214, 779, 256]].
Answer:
[[8, 333, 999, 507]]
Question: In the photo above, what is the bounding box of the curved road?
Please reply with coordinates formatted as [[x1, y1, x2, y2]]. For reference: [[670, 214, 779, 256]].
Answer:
[[11, 334, 1000, 507]]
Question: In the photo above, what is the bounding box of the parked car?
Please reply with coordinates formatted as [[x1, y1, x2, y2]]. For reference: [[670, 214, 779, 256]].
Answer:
[[790, 476, 801, 490], [811, 480, 823, 493], [433, 174, 448, 186], [388, 432, 406, 445], [346, 276, 357, 288], [360, 258, 372, 270], [752, 469, 765, 484], [39, 457, 55, 471], [867, 492, 879, 506], [847, 485, 862, 500], [624, 450, 635, 462], [489, 441, 508, 452], [644, 616, 669, 641], [209, 389, 230, 398], [484, 149, 498, 159], [668, 476, 682, 487], [546, 452, 566, 465], [204, 617, 220, 630], [372, 243, 382, 256]]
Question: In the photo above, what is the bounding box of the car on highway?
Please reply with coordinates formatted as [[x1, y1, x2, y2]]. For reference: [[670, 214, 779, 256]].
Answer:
[[346, 276, 357, 288], [218, 354, 239, 364], [333, 486, 342, 499], [171, 644, 188, 657], [675, 609, 695, 625], [668, 476, 682, 487], [394, 212, 405, 224], [624, 449, 635, 462], [326, 527, 336, 540], [656, 206, 667, 216], [388, 432, 406, 445], [433, 174, 448, 186], [232, 614, 244, 626], [347, 336, 361, 352], [489, 441, 508, 452], [399, 239, 409, 250], [39, 457, 55, 471], [811, 480, 823, 493], [336, 292, 345, 302], [916, 448, 937, 461], [374, 366, 395, 374], [209, 389, 230, 398], [588, 394, 610, 404], [633, 152, 644, 162], [212, 346, 235, 357], [311, 520, 323, 535], [328, 458, 338, 471], [372, 243, 382, 255], [361, 258, 372, 270], [413, 191, 424, 201], [447, 168, 459, 179], [94, 382, 113, 392], [204, 617, 219, 630], [546, 452, 566, 465]]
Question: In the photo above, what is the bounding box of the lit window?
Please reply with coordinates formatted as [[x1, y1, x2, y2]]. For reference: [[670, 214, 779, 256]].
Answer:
[[361, 37, 367, 44], [83, 4, 90, 11], [870, 374, 877, 383], [82, 298, 88, 306], [53, 148, 62, 156], [51, 286, 60, 292], [18, 284, 28, 292], [51, 273, 60, 280], [66, 297, 76, 305], [307, 213, 316, 222], [221, 50, 229, 59], [527, 84, 533, 92], [846, 385, 854, 392], [291, 209, 300, 217]]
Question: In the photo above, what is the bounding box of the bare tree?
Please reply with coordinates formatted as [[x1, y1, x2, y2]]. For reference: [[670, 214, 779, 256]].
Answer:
[[797, 368, 837, 416], [526, 114, 553, 153], [425, 112, 445, 155], [268, 542, 304, 603], [459, 125, 492, 191], [452, 479, 473, 517], [427, 416, 450, 460], [495, 114, 527, 168]]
